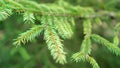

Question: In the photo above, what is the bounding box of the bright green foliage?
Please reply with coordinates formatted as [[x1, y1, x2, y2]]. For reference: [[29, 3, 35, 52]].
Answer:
[[92, 34, 120, 56], [41, 15, 67, 64], [72, 52, 99, 68], [72, 19, 99, 68], [83, 19, 92, 36], [80, 38, 91, 54], [0, 0, 120, 67], [23, 12, 35, 24], [72, 52, 86, 62], [0, 8, 12, 21], [53, 16, 73, 39], [113, 35, 119, 46], [113, 23, 120, 46], [13, 25, 43, 46], [87, 56, 100, 68], [44, 26, 66, 64]]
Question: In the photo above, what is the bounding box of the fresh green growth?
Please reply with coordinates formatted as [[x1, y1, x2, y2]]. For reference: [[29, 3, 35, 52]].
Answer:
[[0, 0, 120, 67]]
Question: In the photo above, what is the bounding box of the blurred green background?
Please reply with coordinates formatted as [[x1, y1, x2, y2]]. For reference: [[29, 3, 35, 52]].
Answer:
[[0, 0, 120, 68]]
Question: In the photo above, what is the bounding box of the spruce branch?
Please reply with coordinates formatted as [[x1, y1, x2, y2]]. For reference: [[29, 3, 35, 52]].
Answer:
[[72, 52, 100, 68], [1, 0, 95, 18], [53, 16, 73, 39], [72, 52, 86, 62], [13, 25, 43, 46], [18, 0, 41, 10], [86, 56, 100, 68], [1, 0, 120, 66], [1, 0, 120, 19], [80, 19, 92, 54], [41, 15, 67, 64], [92, 34, 120, 56], [72, 18, 98, 68], [4, 0, 24, 9], [80, 38, 92, 54], [44, 26, 67, 64], [83, 19, 92, 36]]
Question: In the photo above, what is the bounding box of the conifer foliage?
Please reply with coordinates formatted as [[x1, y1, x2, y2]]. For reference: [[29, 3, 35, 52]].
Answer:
[[0, 0, 120, 68]]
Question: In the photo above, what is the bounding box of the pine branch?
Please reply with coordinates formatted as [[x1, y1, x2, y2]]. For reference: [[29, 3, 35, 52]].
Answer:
[[72, 52, 100, 68], [41, 15, 67, 64], [1, 0, 120, 19], [44, 26, 67, 64], [80, 38, 92, 54], [1, 0, 95, 18], [83, 19, 92, 36], [72, 52, 86, 62], [13, 25, 43, 46], [80, 19, 92, 54], [18, 0, 40, 10], [53, 16, 73, 39], [92, 34, 120, 56], [4, 0, 24, 9], [86, 55, 100, 68], [72, 19, 98, 68], [1, 0, 120, 66]]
